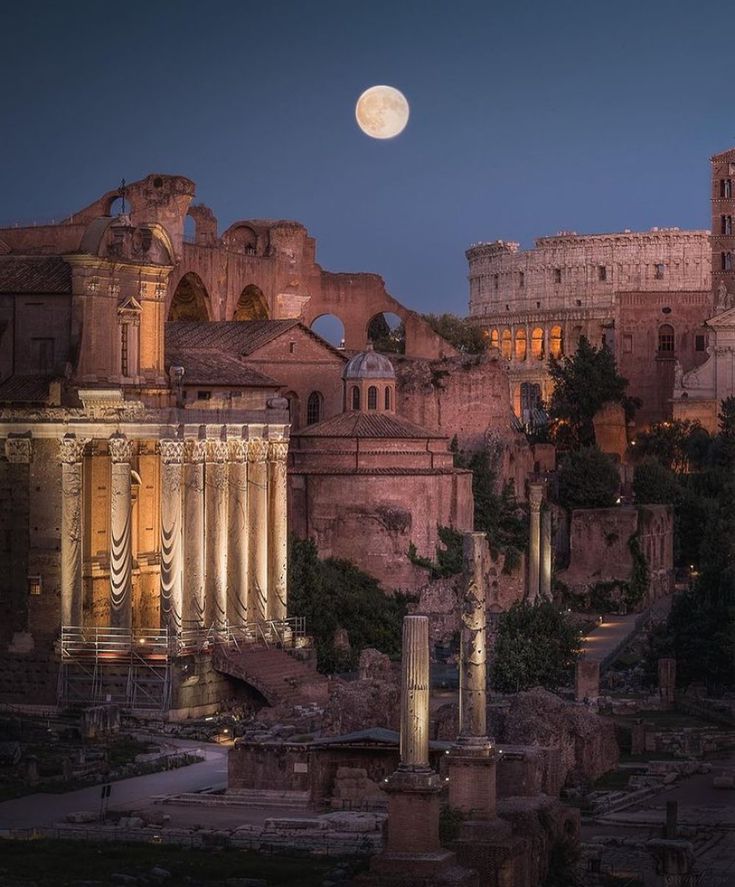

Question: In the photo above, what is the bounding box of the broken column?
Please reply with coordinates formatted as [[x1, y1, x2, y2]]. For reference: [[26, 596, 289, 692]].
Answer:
[[540, 507, 552, 599], [448, 532, 497, 818], [364, 615, 477, 886], [527, 481, 544, 602], [658, 657, 676, 708]]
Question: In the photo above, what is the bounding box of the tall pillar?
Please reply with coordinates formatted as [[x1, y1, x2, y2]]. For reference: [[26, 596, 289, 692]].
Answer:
[[108, 434, 134, 629], [227, 438, 249, 625], [247, 438, 270, 623], [541, 507, 552, 600], [399, 615, 431, 771], [448, 532, 497, 818], [205, 438, 229, 633], [159, 439, 184, 636], [5, 436, 33, 636], [268, 438, 289, 623], [527, 481, 544, 603], [59, 435, 88, 626], [183, 439, 206, 628]]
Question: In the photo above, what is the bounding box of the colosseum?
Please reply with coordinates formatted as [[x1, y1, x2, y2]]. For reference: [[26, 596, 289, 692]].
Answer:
[[467, 227, 713, 428]]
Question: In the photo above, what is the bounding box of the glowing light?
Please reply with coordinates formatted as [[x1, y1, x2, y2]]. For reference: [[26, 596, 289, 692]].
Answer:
[[355, 85, 409, 139]]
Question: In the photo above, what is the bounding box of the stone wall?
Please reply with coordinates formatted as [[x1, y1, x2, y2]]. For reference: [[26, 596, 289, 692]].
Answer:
[[169, 653, 264, 721]]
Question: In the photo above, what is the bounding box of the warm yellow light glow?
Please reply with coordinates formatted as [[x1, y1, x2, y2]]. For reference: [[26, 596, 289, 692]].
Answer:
[[355, 85, 409, 139]]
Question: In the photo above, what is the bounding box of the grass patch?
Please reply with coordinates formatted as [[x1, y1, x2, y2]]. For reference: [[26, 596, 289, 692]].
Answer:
[[0, 839, 347, 886]]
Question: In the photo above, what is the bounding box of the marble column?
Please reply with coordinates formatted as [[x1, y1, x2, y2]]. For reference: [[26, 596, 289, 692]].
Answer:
[[108, 434, 134, 629], [399, 615, 431, 771], [227, 438, 249, 626], [159, 439, 184, 636], [268, 439, 289, 623], [527, 481, 544, 603], [247, 438, 270, 623], [183, 439, 206, 628], [541, 507, 552, 600], [59, 434, 88, 626], [205, 438, 229, 634]]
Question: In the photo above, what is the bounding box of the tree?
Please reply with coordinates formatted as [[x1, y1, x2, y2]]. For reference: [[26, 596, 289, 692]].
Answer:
[[492, 602, 581, 692], [548, 336, 635, 449], [422, 313, 487, 354], [633, 420, 711, 473], [408, 525, 464, 578], [288, 537, 411, 673], [368, 314, 405, 353], [557, 446, 620, 510]]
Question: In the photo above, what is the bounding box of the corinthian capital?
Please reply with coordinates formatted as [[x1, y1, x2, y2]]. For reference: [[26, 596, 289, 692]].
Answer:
[[228, 439, 248, 462], [268, 440, 289, 462], [205, 439, 229, 463], [5, 436, 32, 464], [247, 438, 269, 464], [184, 438, 206, 464], [528, 480, 545, 510], [59, 434, 89, 464], [108, 433, 135, 464], [159, 439, 185, 464]]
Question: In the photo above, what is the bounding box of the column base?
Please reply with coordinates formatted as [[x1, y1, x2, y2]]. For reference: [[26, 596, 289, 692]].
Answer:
[[447, 744, 497, 819]]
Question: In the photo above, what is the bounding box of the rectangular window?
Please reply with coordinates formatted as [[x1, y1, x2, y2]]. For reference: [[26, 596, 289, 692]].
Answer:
[[654, 263, 665, 279], [518, 271, 525, 288], [722, 179, 733, 199], [197, 390, 211, 401], [722, 216, 733, 235], [554, 268, 562, 284], [120, 324, 129, 377], [695, 334, 706, 352], [27, 576, 42, 596], [598, 265, 607, 282], [623, 334, 633, 353]]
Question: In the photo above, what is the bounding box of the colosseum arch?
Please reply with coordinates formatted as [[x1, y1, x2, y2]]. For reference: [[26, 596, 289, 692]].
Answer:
[[234, 285, 269, 320], [168, 272, 211, 321]]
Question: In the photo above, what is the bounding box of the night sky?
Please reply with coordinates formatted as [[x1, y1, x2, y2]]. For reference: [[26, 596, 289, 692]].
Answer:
[[1, 0, 732, 315]]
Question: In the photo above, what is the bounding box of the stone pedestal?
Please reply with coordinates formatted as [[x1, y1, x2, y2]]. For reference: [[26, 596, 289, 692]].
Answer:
[[575, 659, 600, 701]]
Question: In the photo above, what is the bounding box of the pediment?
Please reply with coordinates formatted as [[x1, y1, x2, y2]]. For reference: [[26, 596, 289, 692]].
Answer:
[[117, 295, 143, 313], [706, 305, 735, 328]]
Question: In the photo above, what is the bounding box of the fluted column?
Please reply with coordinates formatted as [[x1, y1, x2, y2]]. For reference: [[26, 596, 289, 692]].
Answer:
[[247, 438, 270, 623], [541, 507, 552, 600], [527, 481, 544, 603], [268, 439, 289, 623], [458, 533, 489, 745], [109, 434, 134, 629], [399, 615, 431, 771], [227, 438, 249, 625], [59, 435, 88, 626], [160, 439, 184, 635], [205, 438, 229, 633], [183, 439, 206, 628]]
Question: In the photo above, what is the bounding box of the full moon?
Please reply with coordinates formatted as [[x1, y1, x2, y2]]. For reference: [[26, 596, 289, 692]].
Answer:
[[355, 85, 409, 139]]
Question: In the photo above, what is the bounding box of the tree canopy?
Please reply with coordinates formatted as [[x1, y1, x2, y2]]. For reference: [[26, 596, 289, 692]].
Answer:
[[557, 446, 620, 510], [548, 336, 635, 448], [422, 313, 487, 354]]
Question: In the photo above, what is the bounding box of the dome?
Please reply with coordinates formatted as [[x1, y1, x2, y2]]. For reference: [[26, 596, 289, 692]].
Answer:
[[342, 344, 395, 381]]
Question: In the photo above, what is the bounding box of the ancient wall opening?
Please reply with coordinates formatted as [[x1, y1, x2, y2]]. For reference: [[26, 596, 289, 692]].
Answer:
[[234, 285, 269, 320], [168, 272, 211, 321]]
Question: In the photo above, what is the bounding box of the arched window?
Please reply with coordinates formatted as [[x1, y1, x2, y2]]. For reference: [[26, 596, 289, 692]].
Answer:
[[368, 386, 378, 410], [351, 386, 360, 410], [531, 327, 544, 360], [515, 328, 527, 361], [385, 387, 391, 410], [490, 329, 499, 349], [658, 324, 675, 353], [306, 391, 323, 425], [549, 325, 563, 359], [501, 328, 512, 360]]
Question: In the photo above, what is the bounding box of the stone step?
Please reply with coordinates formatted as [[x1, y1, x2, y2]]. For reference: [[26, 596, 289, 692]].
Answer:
[[159, 788, 312, 809], [212, 645, 328, 706]]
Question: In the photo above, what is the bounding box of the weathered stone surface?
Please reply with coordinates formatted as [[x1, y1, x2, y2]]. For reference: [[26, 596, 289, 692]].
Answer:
[[322, 673, 399, 735]]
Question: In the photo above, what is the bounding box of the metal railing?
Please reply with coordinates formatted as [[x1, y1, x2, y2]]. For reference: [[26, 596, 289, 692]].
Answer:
[[60, 626, 169, 660], [176, 616, 306, 655]]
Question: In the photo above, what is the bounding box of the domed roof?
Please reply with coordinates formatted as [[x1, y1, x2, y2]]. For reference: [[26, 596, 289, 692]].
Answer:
[[342, 344, 395, 381]]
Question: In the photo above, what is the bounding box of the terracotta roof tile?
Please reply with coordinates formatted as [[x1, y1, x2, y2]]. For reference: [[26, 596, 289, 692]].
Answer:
[[166, 320, 347, 360], [167, 349, 279, 387], [295, 410, 446, 439], [0, 375, 51, 403], [0, 257, 71, 294]]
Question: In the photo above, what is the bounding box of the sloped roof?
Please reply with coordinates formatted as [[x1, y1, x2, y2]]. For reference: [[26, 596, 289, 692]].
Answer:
[[0, 375, 51, 403], [295, 410, 445, 439], [0, 257, 71, 294], [312, 728, 450, 751], [167, 349, 279, 387]]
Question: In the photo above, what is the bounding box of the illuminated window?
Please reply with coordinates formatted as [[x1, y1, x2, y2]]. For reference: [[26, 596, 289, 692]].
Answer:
[[368, 386, 378, 410], [515, 328, 527, 361], [351, 386, 360, 409], [654, 263, 665, 279], [490, 328, 499, 349], [658, 324, 675, 353], [501, 329, 512, 360], [385, 387, 391, 410], [306, 391, 322, 425], [550, 325, 563, 359], [27, 576, 42, 596], [531, 327, 544, 360]]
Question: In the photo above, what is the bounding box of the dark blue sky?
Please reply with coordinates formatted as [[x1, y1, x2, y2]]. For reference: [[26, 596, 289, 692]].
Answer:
[[1, 0, 731, 315]]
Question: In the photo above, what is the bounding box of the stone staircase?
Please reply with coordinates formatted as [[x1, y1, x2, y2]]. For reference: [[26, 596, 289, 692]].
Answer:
[[159, 788, 312, 808], [212, 645, 329, 707]]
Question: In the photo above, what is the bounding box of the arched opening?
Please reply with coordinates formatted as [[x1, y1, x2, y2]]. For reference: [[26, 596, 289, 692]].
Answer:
[[183, 213, 196, 243], [501, 328, 512, 360], [168, 272, 210, 321], [550, 325, 563, 359], [234, 284, 269, 321], [367, 312, 405, 354], [531, 327, 544, 360], [368, 386, 378, 410], [385, 387, 391, 410], [658, 323, 675, 353], [515, 328, 527, 361], [489, 328, 499, 350], [306, 391, 323, 425], [106, 195, 127, 217], [351, 386, 360, 409], [226, 225, 258, 254], [311, 314, 346, 348]]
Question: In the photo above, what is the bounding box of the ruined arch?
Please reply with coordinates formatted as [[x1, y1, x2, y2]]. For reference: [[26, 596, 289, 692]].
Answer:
[[367, 311, 405, 354], [168, 272, 211, 321], [311, 314, 346, 348], [234, 284, 269, 321]]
